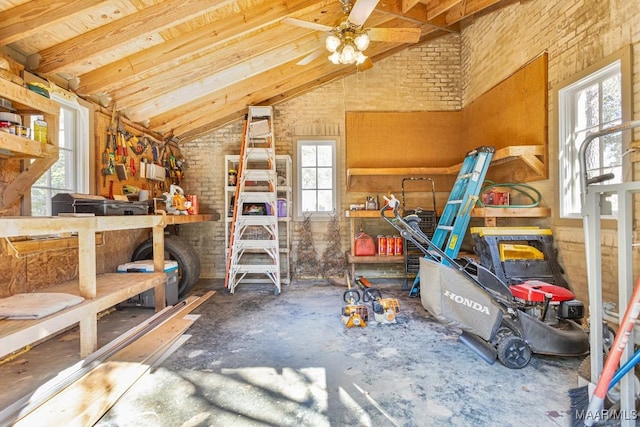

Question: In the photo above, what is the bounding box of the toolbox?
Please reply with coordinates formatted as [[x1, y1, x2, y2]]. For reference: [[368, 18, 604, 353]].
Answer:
[[117, 260, 179, 308], [52, 193, 149, 216]]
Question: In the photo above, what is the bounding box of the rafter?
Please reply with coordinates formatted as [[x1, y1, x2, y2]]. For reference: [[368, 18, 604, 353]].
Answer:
[[35, 0, 237, 75], [0, 0, 104, 45], [76, 0, 332, 95]]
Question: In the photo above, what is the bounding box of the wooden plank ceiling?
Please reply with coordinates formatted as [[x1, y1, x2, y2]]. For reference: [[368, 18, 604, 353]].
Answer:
[[0, 0, 515, 142]]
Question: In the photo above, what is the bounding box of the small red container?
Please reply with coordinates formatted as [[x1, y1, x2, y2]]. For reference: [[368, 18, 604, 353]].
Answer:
[[394, 236, 403, 255], [377, 235, 387, 256], [386, 236, 394, 256], [187, 195, 199, 215]]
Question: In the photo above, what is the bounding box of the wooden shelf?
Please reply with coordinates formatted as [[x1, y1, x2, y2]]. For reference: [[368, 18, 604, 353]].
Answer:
[[345, 209, 395, 218], [346, 145, 546, 191], [0, 77, 61, 210], [346, 253, 404, 264], [162, 213, 218, 224], [0, 273, 166, 359], [471, 206, 551, 226], [0, 215, 167, 357]]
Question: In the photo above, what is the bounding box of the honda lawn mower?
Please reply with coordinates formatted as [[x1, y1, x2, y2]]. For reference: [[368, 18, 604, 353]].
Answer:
[[382, 195, 589, 369]]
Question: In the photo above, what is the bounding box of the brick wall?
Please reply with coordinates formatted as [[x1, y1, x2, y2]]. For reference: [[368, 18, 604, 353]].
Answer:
[[460, 0, 640, 307], [179, 33, 461, 280]]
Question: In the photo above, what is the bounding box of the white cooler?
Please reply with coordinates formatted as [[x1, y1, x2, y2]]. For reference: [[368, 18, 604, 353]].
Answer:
[[117, 260, 179, 307]]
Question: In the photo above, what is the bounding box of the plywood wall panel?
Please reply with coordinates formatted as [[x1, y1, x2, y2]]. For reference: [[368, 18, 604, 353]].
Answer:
[[461, 53, 548, 160], [346, 111, 462, 169]]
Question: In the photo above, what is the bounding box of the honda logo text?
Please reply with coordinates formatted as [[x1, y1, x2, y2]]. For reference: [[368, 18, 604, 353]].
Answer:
[[444, 290, 491, 315]]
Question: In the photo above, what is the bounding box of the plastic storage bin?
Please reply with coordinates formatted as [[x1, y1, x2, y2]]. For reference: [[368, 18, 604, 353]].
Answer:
[[117, 260, 179, 307]]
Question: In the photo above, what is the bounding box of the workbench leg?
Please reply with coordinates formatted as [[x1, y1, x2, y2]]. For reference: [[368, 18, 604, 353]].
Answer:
[[79, 311, 98, 358], [152, 225, 166, 312]]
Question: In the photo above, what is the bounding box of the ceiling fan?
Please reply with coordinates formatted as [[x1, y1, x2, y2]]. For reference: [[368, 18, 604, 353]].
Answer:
[[284, 0, 421, 68]]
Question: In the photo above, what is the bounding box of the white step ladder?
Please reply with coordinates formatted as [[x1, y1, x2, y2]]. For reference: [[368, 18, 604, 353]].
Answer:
[[225, 106, 281, 294]]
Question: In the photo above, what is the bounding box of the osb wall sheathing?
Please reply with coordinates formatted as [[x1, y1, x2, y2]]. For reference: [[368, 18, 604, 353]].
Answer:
[[0, 229, 150, 298]]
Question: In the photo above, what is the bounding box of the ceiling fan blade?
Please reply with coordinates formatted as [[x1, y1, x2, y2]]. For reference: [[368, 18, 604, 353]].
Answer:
[[297, 49, 324, 65], [348, 0, 380, 27], [357, 57, 374, 72], [367, 27, 421, 43], [283, 17, 332, 32]]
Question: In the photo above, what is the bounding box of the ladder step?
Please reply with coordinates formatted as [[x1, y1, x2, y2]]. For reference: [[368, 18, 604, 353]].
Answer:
[[244, 149, 273, 162], [235, 216, 277, 226], [239, 190, 276, 198], [446, 199, 463, 205], [248, 106, 273, 118], [437, 225, 454, 231], [234, 240, 279, 249], [232, 264, 279, 274], [243, 169, 276, 178]]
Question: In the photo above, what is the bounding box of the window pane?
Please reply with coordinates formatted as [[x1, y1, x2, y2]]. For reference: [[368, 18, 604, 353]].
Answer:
[[317, 190, 333, 211], [317, 167, 332, 188], [301, 167, 316, 189], [602, 74, 622, 122], [31, 188, 48, 216], [301, 190, 316, 212], [576, 84, 599, 130], [59, 108, 74, 150], [301, 146, 316, 167], [317, 145, 332, 166], [50, 150, 70, 189], [603, 133, 622, 170]]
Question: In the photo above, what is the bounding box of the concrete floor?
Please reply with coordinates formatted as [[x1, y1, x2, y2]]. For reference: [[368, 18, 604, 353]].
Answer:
[[1, 278, 585, 426]]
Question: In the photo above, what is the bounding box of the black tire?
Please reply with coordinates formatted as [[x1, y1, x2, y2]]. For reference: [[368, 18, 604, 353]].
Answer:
[[131, 235, 201, 299], [497, 335, 531, 369]]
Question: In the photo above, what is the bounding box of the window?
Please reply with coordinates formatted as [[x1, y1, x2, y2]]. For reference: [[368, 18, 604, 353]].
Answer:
[[295, 138, 338, 219], [31, 94, 89, 216], [558, 49, 630, 219]]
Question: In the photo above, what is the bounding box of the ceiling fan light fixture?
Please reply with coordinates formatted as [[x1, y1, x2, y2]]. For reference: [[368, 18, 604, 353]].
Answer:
[[328, 51, 341, 64], [354, 33, 370, 51], [355, 51, 367, 65], [326, 34, 341, 52], [340, 43, 356, 63]]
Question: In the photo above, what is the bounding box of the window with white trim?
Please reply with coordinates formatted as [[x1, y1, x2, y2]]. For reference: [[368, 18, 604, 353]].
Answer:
[[558, 57, 626, 219], [295, 138, 338, 219], [31, 94, 89, 216]]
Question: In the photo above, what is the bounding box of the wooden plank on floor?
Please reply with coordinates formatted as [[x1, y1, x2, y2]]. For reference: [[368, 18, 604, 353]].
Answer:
[[9, 291, 214, 427]]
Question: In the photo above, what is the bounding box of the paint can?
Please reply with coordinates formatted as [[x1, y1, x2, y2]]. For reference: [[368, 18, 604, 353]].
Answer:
[[377, 235, 387, 256], [386, 236, 394, 256], [394, 236, 403, 255]]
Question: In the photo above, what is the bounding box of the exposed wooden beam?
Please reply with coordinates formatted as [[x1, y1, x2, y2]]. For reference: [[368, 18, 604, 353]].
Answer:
[[126, 32, 325, 122], [426, 0, 464, 19], [402, 0, 422, 13], [374, 0, 457, 31], [120, 13, 396, 122], [35, 0, 238, 75], [76, 0, 333, 95], [0, 0, 104, 45], [155, 37, 427, 139], [115, 26, 320, 113], [444, 0, 503, 25]]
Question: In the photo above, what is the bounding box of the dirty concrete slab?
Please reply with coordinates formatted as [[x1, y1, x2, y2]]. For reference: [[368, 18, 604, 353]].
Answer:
[[95, 279, 581, 427]]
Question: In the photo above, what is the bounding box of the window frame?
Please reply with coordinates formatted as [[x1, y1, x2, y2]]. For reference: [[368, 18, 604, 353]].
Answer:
[[556, 46, 632, 220], [29, 93, 90, 216], [293, 136, 340, 221]]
